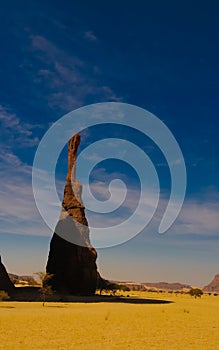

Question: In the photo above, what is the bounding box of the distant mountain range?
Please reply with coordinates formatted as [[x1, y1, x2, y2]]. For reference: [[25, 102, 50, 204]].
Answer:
[[113, 281, 192, 291], [113, 274, 219, 293], [8, 273, 219, 293], [9, 273, 37, 285]]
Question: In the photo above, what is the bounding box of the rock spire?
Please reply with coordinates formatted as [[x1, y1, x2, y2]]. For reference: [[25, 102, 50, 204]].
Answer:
[[46, 134, 97, 295]]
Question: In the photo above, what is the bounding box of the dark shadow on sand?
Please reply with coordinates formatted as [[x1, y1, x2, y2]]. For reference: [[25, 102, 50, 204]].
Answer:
[[10, 287, 173, 304], [46, 305, 67, 308], [56, 296, 173, 304], [37, 295, 173, 304]]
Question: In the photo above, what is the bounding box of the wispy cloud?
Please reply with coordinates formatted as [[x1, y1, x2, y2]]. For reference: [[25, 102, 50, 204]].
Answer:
[[0, 149, 218, 242], [83, 178, 219, 238], [0, 151, 64, 237], [0, 154, 43, 235], [86, 167, 129, 184], [0, 105, 42, 148], [0, 150, 23, 167], [0, 105, 51, 236], [29, 34, 122, 111], [173, 197, 219, 236], [84, 31, 98, 41]]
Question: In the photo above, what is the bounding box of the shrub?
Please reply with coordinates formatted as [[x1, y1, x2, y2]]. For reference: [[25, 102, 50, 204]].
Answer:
[[34, 272, 54, 306], [188, 288, 203, 298], [40, 285, 53, 306], [0, 290, 10, 301], [118, 284, 131, 292]]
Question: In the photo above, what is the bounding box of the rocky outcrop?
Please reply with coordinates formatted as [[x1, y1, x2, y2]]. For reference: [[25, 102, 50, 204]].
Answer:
[[46, 133, 98, 295], [203, 274, 219, 293], [111, 281, 191, 291], [142, 281, 191, 291], [0, 256, 15, 295]]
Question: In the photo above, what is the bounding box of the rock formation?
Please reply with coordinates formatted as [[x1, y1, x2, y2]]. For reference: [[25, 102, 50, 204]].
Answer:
[[0, 256, 15, 295], [203, 274, 219, 293], [46, 133, 98, 295], [116, 281, 192, 291]]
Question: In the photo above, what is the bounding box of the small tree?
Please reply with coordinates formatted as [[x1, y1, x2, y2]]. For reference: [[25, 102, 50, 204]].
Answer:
[[188, 288, 203, 298], [0, 290, 10, 301], [34, 272, 54, 306], [40, 284, 53, 306], [105, 283, 120, 296], [34, 272, 47, 286]]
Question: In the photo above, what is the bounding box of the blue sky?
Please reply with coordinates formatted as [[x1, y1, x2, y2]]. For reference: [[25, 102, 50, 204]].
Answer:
[[0, 1, 218, 286]]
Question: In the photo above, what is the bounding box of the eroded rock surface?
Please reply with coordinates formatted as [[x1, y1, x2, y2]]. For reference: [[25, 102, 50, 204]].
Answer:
[[203, 274, 219, 293], [46, 134, 97, 295], [0, 256, 15, 295]]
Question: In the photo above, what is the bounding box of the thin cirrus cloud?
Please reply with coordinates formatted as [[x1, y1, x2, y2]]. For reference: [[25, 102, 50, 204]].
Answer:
[[173, 199, 219, 236], [84, 164, 219, 235], [0, 150, 218, 240], [84, 31, 98, 41], [29, 34, 122, 112], [0, 104, 59, 237], [0, 104, 218, 241], [0, 151, 60, 237], [0, 105, 42, 148], [86, 179, 219, 237]]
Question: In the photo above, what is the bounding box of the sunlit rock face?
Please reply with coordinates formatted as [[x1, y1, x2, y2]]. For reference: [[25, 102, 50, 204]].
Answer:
[[203, 274, 219, 293], [0, 256, 15, 295], [46, 134, 97, 295]]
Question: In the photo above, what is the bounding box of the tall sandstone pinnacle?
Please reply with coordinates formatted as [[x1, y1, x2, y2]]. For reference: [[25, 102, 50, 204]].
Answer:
[[46, 133, 98, 295]]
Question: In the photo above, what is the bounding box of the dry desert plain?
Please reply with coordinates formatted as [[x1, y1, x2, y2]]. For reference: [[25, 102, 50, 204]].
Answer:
[[0, 291, 219, 350]]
